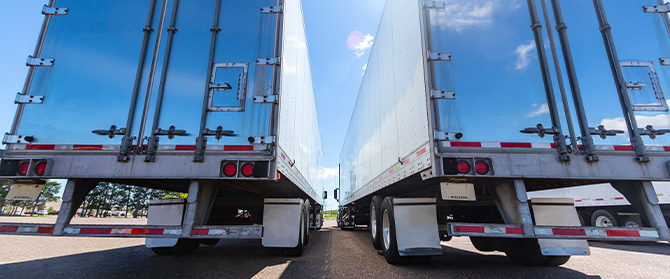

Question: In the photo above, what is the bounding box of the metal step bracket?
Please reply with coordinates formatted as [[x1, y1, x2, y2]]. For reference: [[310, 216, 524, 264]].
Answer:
[[42, 5, 68, 15], [643, 3, 669, 13], [257, 57, 280, 65], [260, 5, 283, 14], [15, 93, 44, 104], [433, 130, 463, 141], [430, 90, 455, 99], [249, 136, 276, 145], [424, 1, 446, 9], [661, 57, 670, 66], [253, 95, 278, 104], [2, 134, 34, 144], [427, 52, 451, 61], [26, 56, 54, 67], [626, 81, 647, 90]]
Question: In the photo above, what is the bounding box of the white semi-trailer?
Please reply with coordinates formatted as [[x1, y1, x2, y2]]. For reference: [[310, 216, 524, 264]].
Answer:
[[337, 0, 670, 266], [528, 183, 670, 228], [0, 0, 324, 256]]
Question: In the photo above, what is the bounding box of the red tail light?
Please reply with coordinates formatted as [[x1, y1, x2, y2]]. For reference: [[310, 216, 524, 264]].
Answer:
[[241, 163, 254, 177], [18, 163, 29, 176], [35, 162, 47, 176], [457, 160, 471, 174], [223, 163, 237, 177], [475, 161, 490, 175]]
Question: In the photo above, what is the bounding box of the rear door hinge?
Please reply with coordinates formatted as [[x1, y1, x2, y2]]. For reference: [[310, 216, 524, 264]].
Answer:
[[424, 1, 446, 9], [430, 90, 455, 99], [257, 57, 280, 65], [261, 5, 283, 14], [15, 93, 44, 104], [253, 95, 278, 104], [643, 3, 669, 13], [3, 133, 34, 144], [427, 52, 451, 61], [249, 136, 276, 145], [433, 131, 463, 141], [660, 57, 670, 66], [42, 5, 68, 15], [26, 56, 54, 67]]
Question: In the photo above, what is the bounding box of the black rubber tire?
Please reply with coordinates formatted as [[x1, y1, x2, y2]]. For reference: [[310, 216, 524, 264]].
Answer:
[[171, 239, 200, 255], [470, 237, 502, 252], [591, 210, 618, 228], [266, 247, 285, 256], [381, 197, 402, 264], [151, 247, 173, 255], [370, 196, 384, 250], [439, 232, 452, 242], [285, 205, 305, 257], [303, 204, 310, 247], [201, 239, 220, 246], [503, 239, 546, 266], [543, 256, 571, 266], [408, 256, 431, 265]]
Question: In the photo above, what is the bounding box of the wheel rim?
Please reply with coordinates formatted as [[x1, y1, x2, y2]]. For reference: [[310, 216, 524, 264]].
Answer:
[[382, 209, 390, 250], [595, 215, 613, 227], [371, 204, 377, 239]]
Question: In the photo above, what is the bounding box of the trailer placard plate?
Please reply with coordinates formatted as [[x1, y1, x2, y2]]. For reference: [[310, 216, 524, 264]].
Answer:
[[6, 183, 45, 201], [440, 182, 475, 201]]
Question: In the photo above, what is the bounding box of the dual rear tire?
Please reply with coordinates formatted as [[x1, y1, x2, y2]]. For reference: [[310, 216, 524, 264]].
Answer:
[[377, 197, 430, 265]]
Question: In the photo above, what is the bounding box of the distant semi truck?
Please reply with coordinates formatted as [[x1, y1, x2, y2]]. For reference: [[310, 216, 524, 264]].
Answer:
[[528, 183, 670, 229], [0, 0, 324, 256], [337, 0, 670, 266]]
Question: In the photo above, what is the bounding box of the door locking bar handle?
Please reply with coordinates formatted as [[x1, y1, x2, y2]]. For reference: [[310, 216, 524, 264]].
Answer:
[[202, 126, 236, 141], [638, 125, 670, 140], [154, 125, 188, 140], [520, 124, 560, 138], [589, 125, 624, 140], [92, 125, 126, 139]]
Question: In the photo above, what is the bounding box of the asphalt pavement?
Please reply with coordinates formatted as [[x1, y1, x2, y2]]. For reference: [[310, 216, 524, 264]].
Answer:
[[0, 217, 668, 278]]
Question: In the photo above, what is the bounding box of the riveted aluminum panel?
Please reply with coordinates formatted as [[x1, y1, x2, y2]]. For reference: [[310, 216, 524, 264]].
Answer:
[[278, 0, 324, 204]]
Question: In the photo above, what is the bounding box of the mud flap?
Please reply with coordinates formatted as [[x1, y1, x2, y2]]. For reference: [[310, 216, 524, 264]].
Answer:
[[531, 198, 590, 256], [262, 198, 303, 248], [392, 198, 443, 256], [144, 199, 185, 248]]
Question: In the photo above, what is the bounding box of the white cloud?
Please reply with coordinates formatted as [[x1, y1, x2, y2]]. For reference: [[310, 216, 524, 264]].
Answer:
[[438, 1, 495, 32], [354, 34, 374, 58], [599, 100, 670, 140], [526, 103, 549, 118], [515, 40, 536, 70], [321, 167, 339, 179]]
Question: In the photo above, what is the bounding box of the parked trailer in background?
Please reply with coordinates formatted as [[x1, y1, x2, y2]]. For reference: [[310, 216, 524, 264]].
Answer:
[[0, 0, 325, 256], [338, 0, 670, 265], [528, 183, 670, 229]]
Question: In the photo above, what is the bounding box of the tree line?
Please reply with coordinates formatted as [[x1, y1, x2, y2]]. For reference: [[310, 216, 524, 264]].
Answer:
[[1, 179, 185, 218]]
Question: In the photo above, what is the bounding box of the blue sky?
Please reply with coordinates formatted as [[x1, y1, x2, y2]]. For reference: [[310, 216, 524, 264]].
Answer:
[[0, 0, 385, 210]]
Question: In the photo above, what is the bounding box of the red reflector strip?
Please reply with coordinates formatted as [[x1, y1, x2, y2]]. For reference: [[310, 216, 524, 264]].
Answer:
[[72, 145, 103, 150], [0, 226, 19, 233], [79, 228, 112, 235], [606, 230, 640, 237], [550, 143, 557, 149], [26, 145, 56, 150], [615, 197, 624, 200], [402, 159, 409, 165], [552, 228, 586, 236], [613, 145, 634, 151], [501, 142, 532, 148], [505, 227, 524, 235], [37, 227, 54, 234], [223, 145, 254, 151], [454, 226, 484, 233], [664, 146, 670, 152], [575, 200, 582, 202], [596, 198, 604, 201], [175, 145, 195, 151], [450, 142, 482, 147], [416, 147, 427, 156], [191, 229, 209, 235], [131, 228, 165, 235]]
